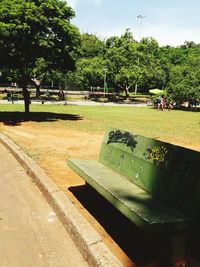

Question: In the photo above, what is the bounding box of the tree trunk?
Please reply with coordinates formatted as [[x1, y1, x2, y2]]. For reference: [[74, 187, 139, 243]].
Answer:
[[125, 85, 130, 99], [31, 78, 41, 97], [23, 88, 30, 115], [134, 83, 138, 95], [36, 84, 40, 98], [20, 69, 30, 115]]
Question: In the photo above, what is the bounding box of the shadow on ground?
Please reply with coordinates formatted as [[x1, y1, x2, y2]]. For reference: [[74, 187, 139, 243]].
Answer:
[[0, 112, 82, 126], [69, 184, 200, 267]]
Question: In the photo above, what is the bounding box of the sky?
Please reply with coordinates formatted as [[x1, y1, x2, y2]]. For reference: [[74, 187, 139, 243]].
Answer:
[[67, 0, 200, 46]]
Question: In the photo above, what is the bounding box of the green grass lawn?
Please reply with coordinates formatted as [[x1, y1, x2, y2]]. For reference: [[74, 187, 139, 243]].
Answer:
[[0, 103, 199, 150]]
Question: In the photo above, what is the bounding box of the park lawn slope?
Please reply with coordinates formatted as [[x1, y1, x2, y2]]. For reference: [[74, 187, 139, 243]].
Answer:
[[0, 104, 199, 151]]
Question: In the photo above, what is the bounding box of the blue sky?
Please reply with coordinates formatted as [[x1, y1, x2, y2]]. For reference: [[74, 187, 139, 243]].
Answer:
[[67, 0, 200, 46]]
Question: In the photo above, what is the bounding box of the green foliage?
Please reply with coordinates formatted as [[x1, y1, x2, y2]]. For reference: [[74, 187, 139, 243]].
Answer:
[[168, 48, 200, 103], [77, 57, 107, 88], [80, 33, 106, 58], [0, 0, 80, 73], [65, 33, 107, 89], [0, 0, 80, 112], [1, 2, 200, 104], [105, 31, 138, 96], [65, 29, 200, 103]]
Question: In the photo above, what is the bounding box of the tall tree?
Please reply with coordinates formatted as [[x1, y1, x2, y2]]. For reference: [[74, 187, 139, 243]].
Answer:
[[65, 33, 107, 90], [168, 52, 200, 103], [106, 30, 138, 98], [31, 58, 48, 97], [0, 0, 80, 114], [80, 33, 106, 58]]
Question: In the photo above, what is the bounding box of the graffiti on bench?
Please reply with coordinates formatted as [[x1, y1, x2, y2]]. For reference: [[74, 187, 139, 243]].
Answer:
[[107, 130, 137, 151]]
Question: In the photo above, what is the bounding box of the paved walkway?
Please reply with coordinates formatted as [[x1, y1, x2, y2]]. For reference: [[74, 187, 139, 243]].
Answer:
[[0, 99, 148, 107], [0, 143, 88, 267]]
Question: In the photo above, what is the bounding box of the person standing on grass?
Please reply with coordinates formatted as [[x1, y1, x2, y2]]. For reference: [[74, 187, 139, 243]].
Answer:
[[160, 95, 167, 111], [58, 89, 64, 101], [156, 96, 161, 110], [168, 101, 173, 111]]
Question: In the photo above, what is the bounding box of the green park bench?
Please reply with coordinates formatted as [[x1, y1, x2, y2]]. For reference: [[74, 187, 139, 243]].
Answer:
[[68, 128, 200, 233]]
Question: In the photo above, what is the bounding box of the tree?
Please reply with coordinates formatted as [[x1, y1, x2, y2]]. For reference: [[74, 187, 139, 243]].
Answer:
[[80, 33, 106, 58], [76, 57, 107, 89], [64, 33, 107, 90], [135, 37, 169, 92], [168, 54, 200, 104], [31, 58, 48, 97], [0, 0, 80, 114], [106, 30, 139, 98]]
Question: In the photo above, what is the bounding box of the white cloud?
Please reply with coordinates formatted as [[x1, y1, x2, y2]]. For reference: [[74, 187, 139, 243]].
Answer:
[[67, 0, 103, 9]]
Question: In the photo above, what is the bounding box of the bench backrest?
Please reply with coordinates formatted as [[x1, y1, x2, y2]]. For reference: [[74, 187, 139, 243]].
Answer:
[[99, 128, 200, 215]]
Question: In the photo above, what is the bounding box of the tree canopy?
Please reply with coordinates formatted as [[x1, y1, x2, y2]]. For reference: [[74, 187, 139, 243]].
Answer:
[[0, 0, 80, 113], [0, 1, 199, 106], [66, 31, 200, 104]]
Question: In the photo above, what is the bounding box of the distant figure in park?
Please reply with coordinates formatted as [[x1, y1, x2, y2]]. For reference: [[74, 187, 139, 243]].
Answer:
[[156, 95, 173, 111], [160, 95, 167, 111], [156, 96, 162, 110], [168, 101, 173, 111], [7, 91, 11, 101], [58, 89, 64, 100], [46, 89, 50, 100], [157, 95, 166, 111]]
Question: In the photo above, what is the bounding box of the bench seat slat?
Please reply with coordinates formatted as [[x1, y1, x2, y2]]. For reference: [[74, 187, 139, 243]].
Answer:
[[68, 159, 192, 233]]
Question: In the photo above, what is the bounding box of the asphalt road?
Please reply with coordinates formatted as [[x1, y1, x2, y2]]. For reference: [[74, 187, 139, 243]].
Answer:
[[0, 143, 88, 267]]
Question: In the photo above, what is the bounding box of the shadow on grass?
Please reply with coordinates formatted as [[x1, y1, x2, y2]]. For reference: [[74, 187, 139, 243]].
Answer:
[[174, 106, 200, 112], [0, 111, 82, 126]]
